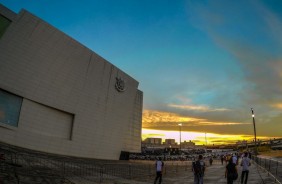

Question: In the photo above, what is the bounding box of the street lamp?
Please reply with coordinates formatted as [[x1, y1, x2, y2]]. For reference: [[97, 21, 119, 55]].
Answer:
[[178, 123, 182, 151], [251, 108, 258, 155]]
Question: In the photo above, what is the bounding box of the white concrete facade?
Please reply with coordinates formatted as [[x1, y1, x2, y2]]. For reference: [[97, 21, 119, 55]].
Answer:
[[0, 4, 142, 160]]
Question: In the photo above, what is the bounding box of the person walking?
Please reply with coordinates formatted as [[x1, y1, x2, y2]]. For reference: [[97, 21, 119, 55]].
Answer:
[[232, 153, 238, 165], [154, 157, 164, 184], [240, 152, 251, 184], [209, 157, 213, 166], [225, 158, 238, 184], [226, 154, 231, 165], [192, 154, 206, 184], [221, 155, 224, 165]]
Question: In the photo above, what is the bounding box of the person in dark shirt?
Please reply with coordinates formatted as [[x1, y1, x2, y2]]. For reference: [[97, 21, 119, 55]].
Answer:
[[225, 158, 238, 184], [192, 155, 206, 184]]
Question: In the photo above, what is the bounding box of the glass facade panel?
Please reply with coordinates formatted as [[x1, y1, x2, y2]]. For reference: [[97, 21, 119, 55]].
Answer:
[[0, 89, 22, 127], [0, 14, 11, 39]]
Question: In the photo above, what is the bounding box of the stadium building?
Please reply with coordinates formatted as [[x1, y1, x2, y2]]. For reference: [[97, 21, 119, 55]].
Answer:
[[0, 4, 143, 160]]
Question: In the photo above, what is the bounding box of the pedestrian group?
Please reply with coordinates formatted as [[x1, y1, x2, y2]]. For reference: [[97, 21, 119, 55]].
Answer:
[[154, 152, 252, 184]]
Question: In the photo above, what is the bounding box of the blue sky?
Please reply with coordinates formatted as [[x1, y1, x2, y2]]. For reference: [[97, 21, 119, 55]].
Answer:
[[1, 0, 282, 141]]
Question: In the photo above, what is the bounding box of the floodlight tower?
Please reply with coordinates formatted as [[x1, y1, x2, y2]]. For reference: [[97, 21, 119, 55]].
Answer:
[[251, 108, 258, 155], [178, 123, 182, 151]]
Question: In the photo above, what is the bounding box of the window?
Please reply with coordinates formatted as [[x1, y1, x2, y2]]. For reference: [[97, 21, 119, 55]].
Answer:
[[0, 14, 11, 39], [0, 89, 22, 127]]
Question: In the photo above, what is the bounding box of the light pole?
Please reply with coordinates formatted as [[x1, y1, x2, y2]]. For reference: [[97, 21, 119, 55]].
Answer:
[[251, 108, 258, 155], [178, 123, 182, 151]]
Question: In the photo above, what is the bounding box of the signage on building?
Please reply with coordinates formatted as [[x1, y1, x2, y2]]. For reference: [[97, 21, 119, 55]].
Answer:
[[115, 77, 125, 92]]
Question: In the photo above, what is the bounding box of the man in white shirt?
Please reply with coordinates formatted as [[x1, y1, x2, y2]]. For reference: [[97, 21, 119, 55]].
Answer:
[[241, 152, 251, 184], [232, 153, 238, 165], [154, 157, 164, 184]]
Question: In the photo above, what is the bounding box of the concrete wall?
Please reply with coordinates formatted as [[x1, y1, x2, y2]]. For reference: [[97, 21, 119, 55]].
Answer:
[[0, 4, 142, 160]]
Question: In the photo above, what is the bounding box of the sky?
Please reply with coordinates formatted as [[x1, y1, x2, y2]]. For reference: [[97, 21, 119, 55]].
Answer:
[[1, 0, 282, 145]]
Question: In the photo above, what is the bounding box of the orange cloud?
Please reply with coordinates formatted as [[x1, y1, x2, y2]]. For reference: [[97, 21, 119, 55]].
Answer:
[[142, 109, 245, 129], [271, 103, 282, 109], [142, 109, 205, 124], [168, 104, 230, 112], [198, 121, 251, 126]]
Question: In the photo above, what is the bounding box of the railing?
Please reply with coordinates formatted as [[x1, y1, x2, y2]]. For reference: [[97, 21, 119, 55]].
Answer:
[[253, 156, 282, 183], [1, 144, 207, 183]]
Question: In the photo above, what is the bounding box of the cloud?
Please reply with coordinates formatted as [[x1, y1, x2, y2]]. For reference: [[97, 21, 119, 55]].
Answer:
[[254, 1, 282, 46], [142, 109, 205, 125], [168, 104, 230, 112], [271, 103, 282, 109], [260, 114, 282, 137], [187, 1, 282, 106], [184, 1, 282, 138], [198, 122, 250, 126], [140, 1, 282, 141], [142, 109, 253, 135]]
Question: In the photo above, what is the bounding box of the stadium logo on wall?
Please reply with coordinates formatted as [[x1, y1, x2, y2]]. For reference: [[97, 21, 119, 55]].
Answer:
[[115, 77, 126, 92]]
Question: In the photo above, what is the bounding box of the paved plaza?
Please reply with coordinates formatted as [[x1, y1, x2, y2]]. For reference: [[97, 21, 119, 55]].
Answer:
[[100, 161, 279, 184]]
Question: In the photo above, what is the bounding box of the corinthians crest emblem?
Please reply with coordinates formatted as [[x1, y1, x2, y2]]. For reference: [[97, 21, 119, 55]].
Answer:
[[115, 77, 125, 92]]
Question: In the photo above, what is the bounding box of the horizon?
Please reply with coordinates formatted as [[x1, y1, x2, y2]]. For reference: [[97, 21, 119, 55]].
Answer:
[[142, 128, 280, 145]]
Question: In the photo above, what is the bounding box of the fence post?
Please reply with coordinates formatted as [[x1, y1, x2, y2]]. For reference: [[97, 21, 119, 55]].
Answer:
[[61, 161, 65, 178], [99, 165, 103, 183], [268, 159, 271, 176], [129, 163, 132, 180], [264, 158, 267, 170]]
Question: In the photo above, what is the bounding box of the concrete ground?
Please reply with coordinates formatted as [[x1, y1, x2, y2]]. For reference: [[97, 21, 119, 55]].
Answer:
[[158, 163, 277, 184], [102, 161, 279, 184]]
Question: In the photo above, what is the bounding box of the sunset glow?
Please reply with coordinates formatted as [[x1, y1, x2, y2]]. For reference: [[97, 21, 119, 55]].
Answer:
[[142, 128, 276, 145], [142, 109, 281, 144]]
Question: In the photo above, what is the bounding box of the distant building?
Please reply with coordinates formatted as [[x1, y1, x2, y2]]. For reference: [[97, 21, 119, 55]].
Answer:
[[0, 4, 143, 160], [142, 138, 162, 145], [181, 140, 196, 148], [164, 139, 177, 146]]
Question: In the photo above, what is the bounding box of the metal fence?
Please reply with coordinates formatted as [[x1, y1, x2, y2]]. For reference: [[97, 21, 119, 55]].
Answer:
[[0, 144, 201, 184], [253, 156, 282, 183]]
